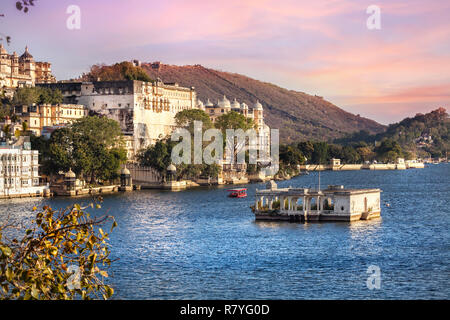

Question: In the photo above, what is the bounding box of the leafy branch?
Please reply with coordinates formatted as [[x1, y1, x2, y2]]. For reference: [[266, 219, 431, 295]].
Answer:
[[0, 200, 118, 300], [0, 1, 37, 44]]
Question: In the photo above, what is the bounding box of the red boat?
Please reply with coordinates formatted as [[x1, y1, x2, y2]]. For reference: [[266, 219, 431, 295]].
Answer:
[[227, 188, 247, 198]]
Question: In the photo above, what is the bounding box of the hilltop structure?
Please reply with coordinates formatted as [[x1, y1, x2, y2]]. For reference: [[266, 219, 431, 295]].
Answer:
[[0, 44, 56, 90]]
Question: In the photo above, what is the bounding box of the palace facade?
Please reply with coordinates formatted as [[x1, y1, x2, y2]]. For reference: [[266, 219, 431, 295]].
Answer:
[[200, 95, 271, 160], [0, 44, 56, 89], [38, 79, 197, 157]]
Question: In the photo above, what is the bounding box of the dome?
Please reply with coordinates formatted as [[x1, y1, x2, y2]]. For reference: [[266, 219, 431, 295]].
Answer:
[[231, 98, 240, 109], [65, 169, 76, 178], [0, 44, 8, 55], [241, 103, 248, 110], [254, 100, 263, 111], [205, 99, 214, 107], [167, 164, 177, 172], [19, 46, 34, 60], [218, 95, 231, 109], [121, 167, 130, 175]]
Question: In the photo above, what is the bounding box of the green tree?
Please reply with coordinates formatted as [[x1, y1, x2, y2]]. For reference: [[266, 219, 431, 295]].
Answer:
[[297, 141, 314, 162], [200, 164, 221, 179], [1, 124, 11, 139], [32, 116, 127, 183], [0, 202, 117, 300], [311, 142, 328, 164], [215, 111, 254, 133], [175, 109, 213, 132], [137, 138, 175, 178], [375, 138, 403, 162], [341, 145, 361, 163], [279, 145, 305, 166], [12, 87, 39, 106], [215, 111, 255, 165], [12, 87, 63, 106]]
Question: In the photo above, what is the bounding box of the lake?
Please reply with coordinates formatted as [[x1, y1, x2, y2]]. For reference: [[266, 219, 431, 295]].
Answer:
[[1, 164, 449, 299]]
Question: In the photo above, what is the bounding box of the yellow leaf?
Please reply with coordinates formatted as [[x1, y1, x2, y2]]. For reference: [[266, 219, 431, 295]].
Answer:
[[99, 270, 108, 278]]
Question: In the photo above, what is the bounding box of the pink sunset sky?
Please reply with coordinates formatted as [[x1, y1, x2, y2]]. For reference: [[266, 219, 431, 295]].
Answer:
[[1, 0, 449, 124]]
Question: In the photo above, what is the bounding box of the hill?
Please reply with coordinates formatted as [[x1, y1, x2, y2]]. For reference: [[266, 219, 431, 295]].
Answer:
[[138, 62, 385, 142], [335, 108, 450, 158]]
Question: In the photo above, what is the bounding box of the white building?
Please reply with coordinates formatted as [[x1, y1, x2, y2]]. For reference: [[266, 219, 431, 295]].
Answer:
[[38, 79, 197, 158], [0, 139, 49, 198], [203, 96, 271, 163], [254, 182, 381, 222]]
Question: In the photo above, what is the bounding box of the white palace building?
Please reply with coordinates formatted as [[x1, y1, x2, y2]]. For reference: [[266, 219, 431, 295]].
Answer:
[[254, 181, 382, 222], [0, 138, 49, 199]]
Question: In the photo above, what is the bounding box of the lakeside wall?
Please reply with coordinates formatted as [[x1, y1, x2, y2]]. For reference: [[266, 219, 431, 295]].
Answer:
[[299, 162, 424, 171]]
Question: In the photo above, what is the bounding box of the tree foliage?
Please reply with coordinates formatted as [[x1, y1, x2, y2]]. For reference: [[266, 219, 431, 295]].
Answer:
[[82, 62, 153, 82], [32, 116, 127, 183], [12, 87, 63, 106], [175, 109, 213, 132], [0, 202, 117, 300], [335, 108, 449, 158], [215, 111, 255, 134], [137, 138, 175, 177]]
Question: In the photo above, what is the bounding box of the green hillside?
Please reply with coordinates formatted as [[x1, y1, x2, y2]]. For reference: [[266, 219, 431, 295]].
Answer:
[[335, 108, 450, 159]]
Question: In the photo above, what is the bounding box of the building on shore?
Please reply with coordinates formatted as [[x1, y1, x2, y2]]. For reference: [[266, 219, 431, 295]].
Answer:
[[202, 95, 271, 165], [300, 157, 424, 171], [14, 104, 88, 136], [0, 44, 56, 91], [38, 79, 198, 158], [254, 181, 381, 222], [0, 137, 49, 199]]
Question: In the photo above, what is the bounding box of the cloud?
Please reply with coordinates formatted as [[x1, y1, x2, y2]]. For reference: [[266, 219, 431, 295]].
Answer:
[[3, 0, 449, 124]]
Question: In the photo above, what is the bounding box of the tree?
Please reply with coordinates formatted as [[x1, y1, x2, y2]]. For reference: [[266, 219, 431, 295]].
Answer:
[[341, 146, 361, 163], [175, 109, 213, 132], [215, 111, 255, 165], [375, 138, 403, 163], [12, 87, 39, 106], [12, 87, 63, 106], [137, 138, 175, 179], [356, 146, 374, 162], [200, 164, 221, 179], [83, 62, 153, 82], [311, 142, 328, 164], [1, 124, 11, 139], [0, 202, 117, 300], [279, 145, 305, 166], [215, 111, 254, 133], [31, 116, 127, 183], [297, 141, 314, 162]]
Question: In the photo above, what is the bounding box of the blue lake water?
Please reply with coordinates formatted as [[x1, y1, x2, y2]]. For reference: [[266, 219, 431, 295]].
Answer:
[[1, 164, 449, 299]]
